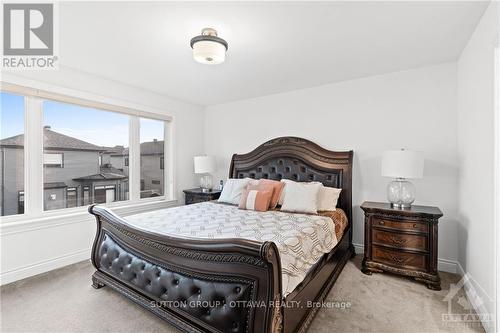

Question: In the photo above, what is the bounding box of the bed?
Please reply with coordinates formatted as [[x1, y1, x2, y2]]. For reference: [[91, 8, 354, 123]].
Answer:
[[89, 136, 354, 333]]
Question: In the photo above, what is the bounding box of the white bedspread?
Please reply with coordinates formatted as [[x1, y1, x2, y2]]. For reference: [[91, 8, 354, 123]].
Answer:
[[125, 202, 338, 295]]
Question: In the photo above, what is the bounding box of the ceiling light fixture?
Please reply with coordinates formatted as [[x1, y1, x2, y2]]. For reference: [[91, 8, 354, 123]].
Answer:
[[190, 28, 228, 65]]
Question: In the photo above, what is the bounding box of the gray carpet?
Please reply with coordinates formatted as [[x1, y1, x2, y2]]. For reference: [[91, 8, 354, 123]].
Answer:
[[1, 256, 484, 333]]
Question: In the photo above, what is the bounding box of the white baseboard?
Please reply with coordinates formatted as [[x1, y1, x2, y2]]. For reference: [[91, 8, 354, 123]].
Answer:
[[352, 243, 458, 274], [353, 242, 494, 332], [353, 243, 364, 255], [437, 258, 459, 274], [456, 262, 496, 333], [0, 248, 90, 286]]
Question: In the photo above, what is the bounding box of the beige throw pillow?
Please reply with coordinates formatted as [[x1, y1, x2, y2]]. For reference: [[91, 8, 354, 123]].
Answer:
[[280, 181, 322, 214], [317, 186, 342, 211], [279, 179, 342, 211], [218, 178, 251, 205]]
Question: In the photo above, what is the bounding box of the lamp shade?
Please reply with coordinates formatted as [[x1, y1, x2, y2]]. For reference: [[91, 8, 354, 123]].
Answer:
[[192, 40, 226, 65], [190, 28, 228, 65], [381, 150, 424, 179], [194, 156, 216, 174]]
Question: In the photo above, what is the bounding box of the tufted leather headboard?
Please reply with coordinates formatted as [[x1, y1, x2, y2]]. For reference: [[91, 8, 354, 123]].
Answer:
[[229, 137, 353, 224]]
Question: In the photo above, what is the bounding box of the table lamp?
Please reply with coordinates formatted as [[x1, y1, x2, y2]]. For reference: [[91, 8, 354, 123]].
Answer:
[[381, 149, 424, 209], [194, 155, 216, 193]]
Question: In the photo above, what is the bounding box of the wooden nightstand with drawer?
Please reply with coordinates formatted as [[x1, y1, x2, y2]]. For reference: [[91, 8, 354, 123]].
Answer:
[[183, 188, 221, 205], [360, 201, 443, 290]]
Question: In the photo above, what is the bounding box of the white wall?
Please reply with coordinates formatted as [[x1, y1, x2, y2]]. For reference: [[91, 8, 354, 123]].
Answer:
[[204, 63, 459, 267], [0, 67, 205, 284], [457, 2, 499, 331]]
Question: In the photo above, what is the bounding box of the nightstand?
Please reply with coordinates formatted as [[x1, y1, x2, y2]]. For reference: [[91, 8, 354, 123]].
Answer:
[[183, 188, 221, 205], [360, 201, 443, 290]]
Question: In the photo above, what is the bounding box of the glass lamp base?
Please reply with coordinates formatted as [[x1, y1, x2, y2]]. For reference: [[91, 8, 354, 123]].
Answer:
[[387, 178, 415, 209], [200, 174, 213, 192], [391, 202, 411, 209]]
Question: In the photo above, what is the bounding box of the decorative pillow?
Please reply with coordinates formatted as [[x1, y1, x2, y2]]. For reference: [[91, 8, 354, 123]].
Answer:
[[280, 181, 322, 214], [279, 179, 342, 211], [218, 178, 251, 205], [317, 186, 342, 211], [247, 179, 284, 209], [278, 179, 294, 206], [278, 179, 314, 206], [239, 189, 272, 212]]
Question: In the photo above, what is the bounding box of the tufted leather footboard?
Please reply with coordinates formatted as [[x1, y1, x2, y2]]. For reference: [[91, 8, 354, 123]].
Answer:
[[89, 205, 283, 333]]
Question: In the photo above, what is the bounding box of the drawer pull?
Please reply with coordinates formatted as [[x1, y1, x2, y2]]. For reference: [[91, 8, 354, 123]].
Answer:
[[391, 255, 406, 264], [390, 236, 407, 245], [413, 223, 418, 228], [379, 221, 385, 225]]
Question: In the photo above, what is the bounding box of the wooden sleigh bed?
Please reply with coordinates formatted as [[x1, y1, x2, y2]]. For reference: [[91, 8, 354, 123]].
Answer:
[[89, 137, 354, 333]]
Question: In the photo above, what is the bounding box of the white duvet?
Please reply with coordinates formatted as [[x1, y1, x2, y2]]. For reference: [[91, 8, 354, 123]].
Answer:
[[125, 202, 337, 296]]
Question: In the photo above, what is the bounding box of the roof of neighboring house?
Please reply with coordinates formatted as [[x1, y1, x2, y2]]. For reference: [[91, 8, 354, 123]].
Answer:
[[0, 127, 105, 151], [73, 165, 127, 181], [102, 145, 127, 155], [100, 140, 163, 156], [44, 182, 67, 189]]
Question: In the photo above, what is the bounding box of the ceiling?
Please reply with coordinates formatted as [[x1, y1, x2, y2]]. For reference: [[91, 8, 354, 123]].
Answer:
[[59, 1, 489, 106]]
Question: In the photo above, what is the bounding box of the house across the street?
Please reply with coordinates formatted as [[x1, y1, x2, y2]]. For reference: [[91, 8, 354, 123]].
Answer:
[[0, 126, 164, 215]]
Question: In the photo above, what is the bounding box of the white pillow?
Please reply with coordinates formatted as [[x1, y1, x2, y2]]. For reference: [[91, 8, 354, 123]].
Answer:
[[279, 179, 341, 211], [280, 181, 322, 214], [218, 178, 251, 205], [317, 186, 342, 211], [278, 179, 293, 206]]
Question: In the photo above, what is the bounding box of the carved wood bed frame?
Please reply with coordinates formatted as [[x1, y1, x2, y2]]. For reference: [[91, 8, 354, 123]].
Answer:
[[89, 136, 354, 333]]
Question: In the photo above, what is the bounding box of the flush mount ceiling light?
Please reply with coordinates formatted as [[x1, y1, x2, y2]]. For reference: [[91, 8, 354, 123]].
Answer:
[[190, 28, 228, 65]]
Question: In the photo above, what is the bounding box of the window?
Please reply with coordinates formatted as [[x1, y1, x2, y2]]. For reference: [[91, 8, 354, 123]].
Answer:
[[43, 100, 129, 211], [66, 187, 78, 208], [0, 84, 171, 220], [82, 186, 90, 205], [43, 153, 63, 167], [140, 118, 165, 198], [94, 185, 115, 204], [0, 92, 25, 216]]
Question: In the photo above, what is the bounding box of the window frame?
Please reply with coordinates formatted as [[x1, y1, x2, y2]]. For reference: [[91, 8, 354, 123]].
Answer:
[[82, 185, 91, 206], [0, 82, 175, 224], [66, 187, 78, 208], [43, 152, 64, 168], [0, 90, 26, 218]]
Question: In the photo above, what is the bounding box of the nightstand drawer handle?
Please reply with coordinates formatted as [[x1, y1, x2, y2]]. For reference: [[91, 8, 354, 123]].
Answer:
[[391, 255, 406, 264], [413, 223, 418, 228], [390, 236, 407, 245], [379, 221, 385, 225]]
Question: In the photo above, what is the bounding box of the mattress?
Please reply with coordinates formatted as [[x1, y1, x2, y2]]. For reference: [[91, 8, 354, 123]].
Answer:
[[125, 202, 348, 296]]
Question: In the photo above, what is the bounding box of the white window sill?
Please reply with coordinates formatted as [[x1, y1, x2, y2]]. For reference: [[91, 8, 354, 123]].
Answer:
[[0, 198, 179, 236]]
